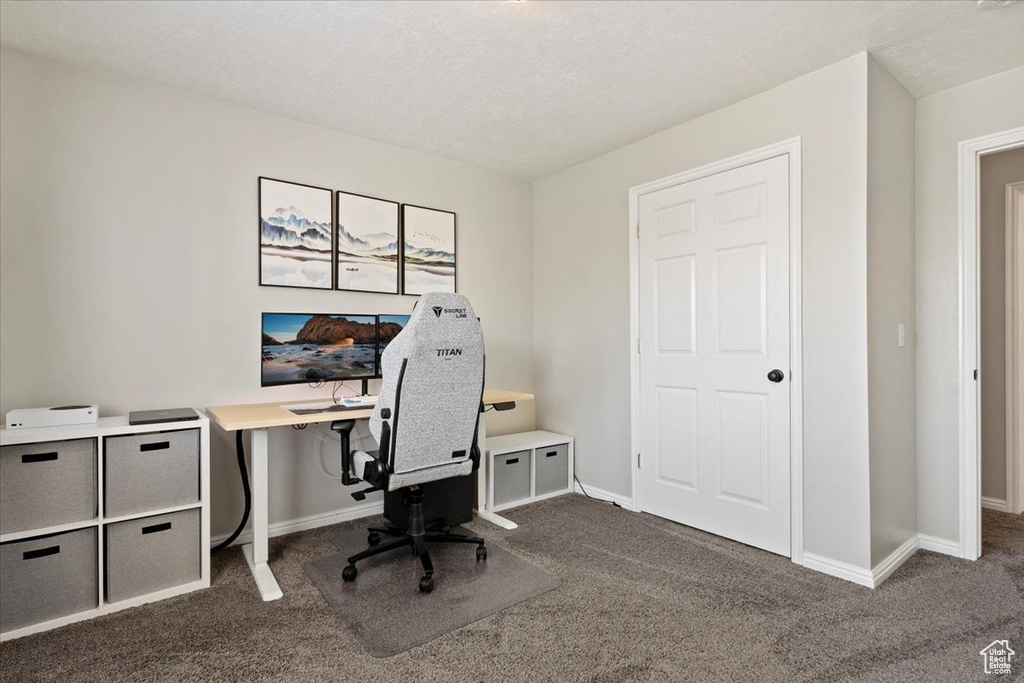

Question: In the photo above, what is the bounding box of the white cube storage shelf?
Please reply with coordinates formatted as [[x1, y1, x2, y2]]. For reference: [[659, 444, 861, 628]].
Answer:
[[485, 431, 574, 512], [0, 414, 210, 641]]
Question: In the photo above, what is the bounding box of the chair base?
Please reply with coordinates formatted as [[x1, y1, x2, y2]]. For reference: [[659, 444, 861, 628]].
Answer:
[[340, 486, 486, 593]]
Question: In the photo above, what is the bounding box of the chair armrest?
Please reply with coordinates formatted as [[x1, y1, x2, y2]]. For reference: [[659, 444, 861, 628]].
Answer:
[[330, 420, 359, 487]]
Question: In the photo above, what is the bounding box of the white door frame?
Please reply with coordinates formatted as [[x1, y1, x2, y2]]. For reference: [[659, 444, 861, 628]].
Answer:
[[957, 126, 1024, 560], [628, 137, 804, 564], [1005, 181, 1024, 515]]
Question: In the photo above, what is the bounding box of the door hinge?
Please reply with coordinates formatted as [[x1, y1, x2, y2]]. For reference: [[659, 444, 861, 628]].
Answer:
[[637, 453, 641, 469], [636, 221, 640, 239], [974, 369, 978, 381], [637, 337, 641, 354]]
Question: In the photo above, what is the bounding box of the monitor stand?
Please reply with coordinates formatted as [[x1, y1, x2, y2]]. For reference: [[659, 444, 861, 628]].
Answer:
[[361, 379, 370, 396]]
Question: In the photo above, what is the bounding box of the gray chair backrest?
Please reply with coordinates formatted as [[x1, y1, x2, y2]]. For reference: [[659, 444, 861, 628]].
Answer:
[[370, 292, 484, 478]]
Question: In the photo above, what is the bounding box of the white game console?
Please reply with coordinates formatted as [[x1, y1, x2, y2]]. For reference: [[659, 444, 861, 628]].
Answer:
[[6, 405, 99, 430]]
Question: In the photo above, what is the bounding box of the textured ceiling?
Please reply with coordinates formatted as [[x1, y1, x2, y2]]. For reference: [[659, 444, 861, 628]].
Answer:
[[1, 0, 1022, 178]]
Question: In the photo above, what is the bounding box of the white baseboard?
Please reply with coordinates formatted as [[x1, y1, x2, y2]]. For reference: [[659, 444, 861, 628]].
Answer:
[[918, 533, 960, 556], [573, 481, 634, 509], [981, 496, 1008, 512], [871, 535, 919, 586], [210, 500, 384, 549], [802, 552, 875, 588], [803, 532, 963, 588]]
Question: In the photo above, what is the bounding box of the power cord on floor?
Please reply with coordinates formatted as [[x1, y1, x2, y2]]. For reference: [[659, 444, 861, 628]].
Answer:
[[574, 474, 622, 509], [211, 430, 251, 553]]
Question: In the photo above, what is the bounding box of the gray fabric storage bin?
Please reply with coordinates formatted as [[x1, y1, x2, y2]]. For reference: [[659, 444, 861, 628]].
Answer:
[[492, 450, 531, 507], [535, 443, 569, 496], [0, 527, 98, 632], [104, 429, 199, 517], [105, 509, 200, 603], [0, 439, 97, 535]]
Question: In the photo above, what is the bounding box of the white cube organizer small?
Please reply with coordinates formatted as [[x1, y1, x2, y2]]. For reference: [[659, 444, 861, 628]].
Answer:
[[484, 431, 574, 512]]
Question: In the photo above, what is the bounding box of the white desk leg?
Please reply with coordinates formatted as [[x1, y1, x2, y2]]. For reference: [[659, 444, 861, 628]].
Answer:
[[474, 410, 518, 530], [242, 428, 283, 601]]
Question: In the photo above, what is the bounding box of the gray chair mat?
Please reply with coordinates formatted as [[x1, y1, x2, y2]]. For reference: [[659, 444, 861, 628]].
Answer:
[[302, 526, 560, 657]]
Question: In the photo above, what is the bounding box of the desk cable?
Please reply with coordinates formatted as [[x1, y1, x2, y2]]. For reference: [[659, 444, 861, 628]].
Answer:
[[211, 431, 251, 554], [573, 474, 622, 509]]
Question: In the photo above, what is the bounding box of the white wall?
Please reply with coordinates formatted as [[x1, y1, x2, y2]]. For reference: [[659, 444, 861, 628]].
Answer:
[[980, 147, 1024, 503], [0, 48, 536, 538], [866, 56, 918, 565], [915, 67, 1024, 542], [534, 54, 874, 568]]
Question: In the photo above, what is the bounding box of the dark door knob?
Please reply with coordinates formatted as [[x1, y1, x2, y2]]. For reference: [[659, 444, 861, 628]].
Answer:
[[767, 369, 785, 383]]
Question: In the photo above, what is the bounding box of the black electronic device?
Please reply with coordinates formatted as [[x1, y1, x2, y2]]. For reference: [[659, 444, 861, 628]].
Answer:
[[128, 408, 199, 425]]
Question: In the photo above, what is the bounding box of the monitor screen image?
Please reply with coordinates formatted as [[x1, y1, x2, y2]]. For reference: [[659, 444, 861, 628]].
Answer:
[[261, 313, 378, 386], [377, 314, 411, 358]]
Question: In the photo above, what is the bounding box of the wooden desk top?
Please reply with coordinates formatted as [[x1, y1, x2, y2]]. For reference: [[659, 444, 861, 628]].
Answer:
[[207, 388, 534, 432]]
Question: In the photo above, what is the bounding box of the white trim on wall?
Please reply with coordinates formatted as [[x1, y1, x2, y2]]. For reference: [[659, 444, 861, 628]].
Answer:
[[210, 500, 384, 549], [806, 532, 960, 589], [573, 482, 634, 508], [958, 126, 1024, 560], [627, 137, 804, 564], [981, 496, 1008, 513], [917, 534, 961, 556], [1007, 181, 1024, 515]]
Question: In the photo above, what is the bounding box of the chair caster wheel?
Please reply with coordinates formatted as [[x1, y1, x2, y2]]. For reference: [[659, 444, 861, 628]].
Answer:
[[419, 575, 435, 593], [342, 565, 358, 582], [476, 546, 487, 562], [367, 532, 380, 546]]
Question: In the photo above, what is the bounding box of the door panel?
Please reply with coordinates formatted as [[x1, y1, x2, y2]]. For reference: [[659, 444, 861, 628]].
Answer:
[[716, 390, 768, 507], [714, 182, 767, 227], [638, 154, 791, 556], [713, 244, 766, 354], [655, 200, 696, 238], [655, 255, 696, 354], [656, 386, 698, 490]]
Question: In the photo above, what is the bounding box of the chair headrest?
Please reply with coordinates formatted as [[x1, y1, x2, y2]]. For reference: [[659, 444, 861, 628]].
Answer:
[[413, 292, 477, 325]]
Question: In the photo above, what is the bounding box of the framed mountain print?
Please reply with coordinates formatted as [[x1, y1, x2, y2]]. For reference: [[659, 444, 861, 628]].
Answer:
[[336, 191, 400, 294], [259, 177, 334, 289], [401, 204, 456, 295]]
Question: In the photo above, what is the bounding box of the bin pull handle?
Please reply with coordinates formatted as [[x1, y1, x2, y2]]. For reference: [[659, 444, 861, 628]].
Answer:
[[23, 546, 60, 560], [505, 458, 519, 465], [140, 441, 170, 452], [21, 452, 58, 463], [142, 522, 172, 535], [546, 451, 558, 458]]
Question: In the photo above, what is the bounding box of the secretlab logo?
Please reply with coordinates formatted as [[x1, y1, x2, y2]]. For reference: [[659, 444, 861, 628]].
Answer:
[[431, 306, 468, 319], [437, 348, 463, 357]]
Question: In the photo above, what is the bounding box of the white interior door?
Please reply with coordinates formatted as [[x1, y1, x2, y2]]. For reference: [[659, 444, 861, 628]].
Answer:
[[638, 154, 791, 556]]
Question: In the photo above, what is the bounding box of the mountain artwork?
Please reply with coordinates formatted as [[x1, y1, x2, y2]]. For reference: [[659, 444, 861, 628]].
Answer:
[[336, 192, 400, 294], [259, 178, 334, 289], [401, 204, 456, 295]]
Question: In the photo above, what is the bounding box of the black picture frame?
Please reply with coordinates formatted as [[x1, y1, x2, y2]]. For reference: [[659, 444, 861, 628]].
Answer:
[[258, 176, 335, 290], [400, 204, 457, 296], [335, 191, 401, 295], [260, 312, 379, 387]]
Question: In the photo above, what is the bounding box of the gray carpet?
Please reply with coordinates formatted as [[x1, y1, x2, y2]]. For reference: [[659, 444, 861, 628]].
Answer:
[[1, 496, 1021, 682], [303, 526, 560, 656]]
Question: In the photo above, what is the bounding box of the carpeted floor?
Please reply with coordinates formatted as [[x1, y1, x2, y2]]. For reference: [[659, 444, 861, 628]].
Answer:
[[1, 496, 1021, 682]]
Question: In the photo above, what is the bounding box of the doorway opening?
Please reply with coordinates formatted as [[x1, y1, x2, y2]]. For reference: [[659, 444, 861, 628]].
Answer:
[[958, 127, 1024, 561]]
